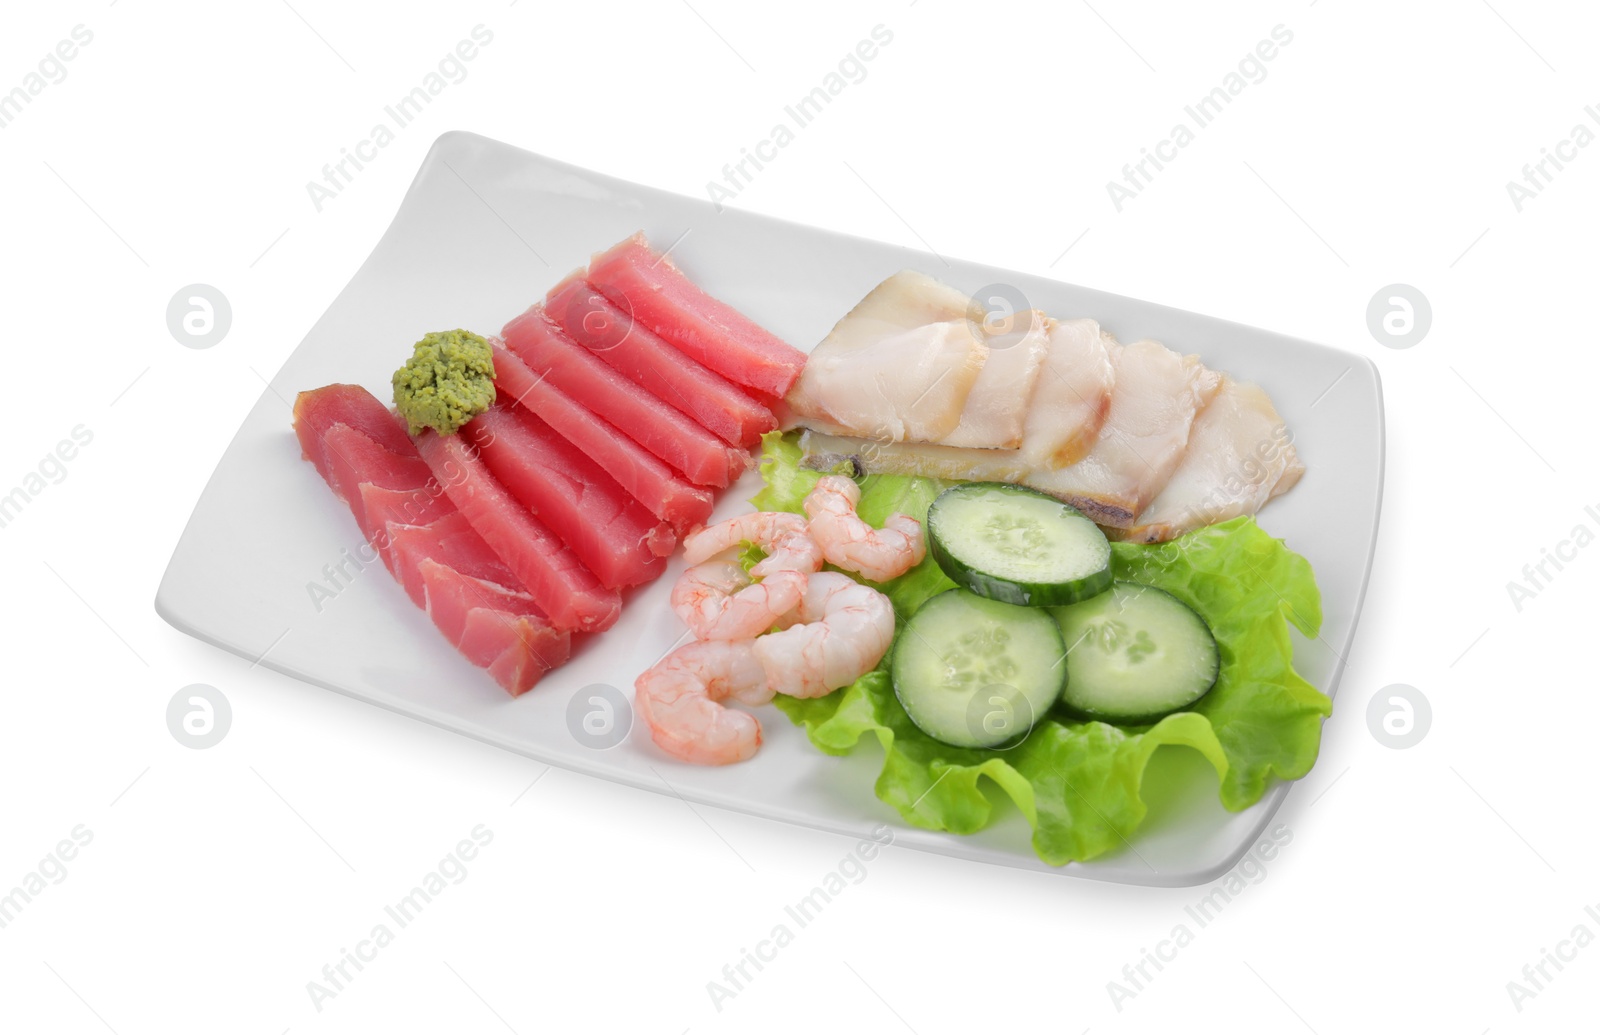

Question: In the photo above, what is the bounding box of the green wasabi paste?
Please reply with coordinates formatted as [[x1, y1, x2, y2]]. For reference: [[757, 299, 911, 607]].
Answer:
[[392, 329, 496, 435]]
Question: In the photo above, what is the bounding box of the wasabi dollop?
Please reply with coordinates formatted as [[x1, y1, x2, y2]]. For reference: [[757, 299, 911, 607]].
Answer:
[[392, 329, 496, 435]]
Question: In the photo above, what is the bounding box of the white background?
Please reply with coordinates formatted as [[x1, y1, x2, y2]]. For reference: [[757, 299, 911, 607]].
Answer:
[[1, 0, 1595, 1031]]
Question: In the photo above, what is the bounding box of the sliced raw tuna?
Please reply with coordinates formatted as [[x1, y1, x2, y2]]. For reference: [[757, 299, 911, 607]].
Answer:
[[477, 606, 567, 690], [385, 510, 515, 608], [293, 383, 416, 484], [466, 404, 673, 589], [417, 558, 536, 642], [412, 426, 621, 633], [586, 233, 807, 397], [316, 422, 433, 531], [358, 482, 451, 574], [392, 526, 570, 694], [358, 482, 451, 537], [417, 560, 568, 682], [545, 273, 777, 448], [501, 305, 749, 488], [490, 340, 714, 532], [293, 385, 569, 695]]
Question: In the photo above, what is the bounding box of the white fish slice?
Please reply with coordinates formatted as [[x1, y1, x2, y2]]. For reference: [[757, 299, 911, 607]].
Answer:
[[939, 307, 1052, 450], [784, 271, 988, 443], [1018, 317, 1116, 469], [798, 338, 1222, 528], [1024, 339, 1222, 527], [1106, 378, 1300, 543], [785, 270, 1053, 450]]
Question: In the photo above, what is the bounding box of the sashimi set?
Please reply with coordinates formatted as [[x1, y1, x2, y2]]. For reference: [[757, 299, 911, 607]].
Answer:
[[294, 232, 1328, 866]]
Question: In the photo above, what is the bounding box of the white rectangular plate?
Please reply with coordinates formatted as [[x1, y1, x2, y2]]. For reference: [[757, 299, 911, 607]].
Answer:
[[156, 131, 1383, 887]]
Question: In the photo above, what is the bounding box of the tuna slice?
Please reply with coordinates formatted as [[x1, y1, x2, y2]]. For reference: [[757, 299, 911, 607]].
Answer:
[[316, 422, 434, 534], [586, 232, 807, 398], [545, 272, 776, 448], [387, 514, 567, 674], [501, 305, 749, 488], [293, 383, 416, 485], [360, 483, 452, 533], [292, 385, 569, 694], [466, 403, 674, 590], [412, 426, 621, 633], [417, 560, 567, 682], [490, 340, 714, 533], [385, 510, 518, 609], [358, 482, 452, 574]]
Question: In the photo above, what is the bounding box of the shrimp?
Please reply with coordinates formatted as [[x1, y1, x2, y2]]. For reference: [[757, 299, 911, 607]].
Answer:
[[634, 639, 775, 765], [803, 475, 926, 583], [753, 572, 896, 699], [670, 557, 805, 641], [683, 511, 823, 579]]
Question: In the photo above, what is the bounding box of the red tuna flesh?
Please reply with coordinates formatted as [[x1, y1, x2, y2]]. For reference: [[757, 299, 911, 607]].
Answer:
[[418, 560, 568, 683], [501, 305, 749, 488], [293, 385, 570, 694], [293, 383, 416, 485], [412, 425, 621, 633], [586, 233, 807, 398], [545, 273, 776, 449], [467, 403, 673, 589], [490, 340, 713, 533]]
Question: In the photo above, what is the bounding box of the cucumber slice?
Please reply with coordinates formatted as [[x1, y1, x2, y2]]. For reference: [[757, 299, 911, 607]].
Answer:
[[1053, 582, 1219, 724], [926, 482, 1112, 607], [891, 589, 1067, 749]]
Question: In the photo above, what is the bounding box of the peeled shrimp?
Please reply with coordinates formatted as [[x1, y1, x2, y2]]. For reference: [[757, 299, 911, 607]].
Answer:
[[634, 639, 775, 766], [682, 511, 823, 579], [754, 572, 896, 699], [802, 475, 926, 583], [670, 557, 805, 641], [644, 507, 898, 764]]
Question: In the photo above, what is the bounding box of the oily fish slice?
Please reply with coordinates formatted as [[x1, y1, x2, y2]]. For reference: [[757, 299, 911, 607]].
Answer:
[[1017, 317, 1117, 470], [798, 336, 1223, 530], [1106, 378, 1303, 543], [793, 313, 1117, 481], [939, 305, 1051, 449], [1024, 339, 1222, 528], [784, 270, 991, 444]]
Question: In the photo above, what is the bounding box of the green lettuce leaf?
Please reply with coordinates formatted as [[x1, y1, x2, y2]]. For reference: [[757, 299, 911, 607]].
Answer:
[[758, 431, 1329, 866]]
